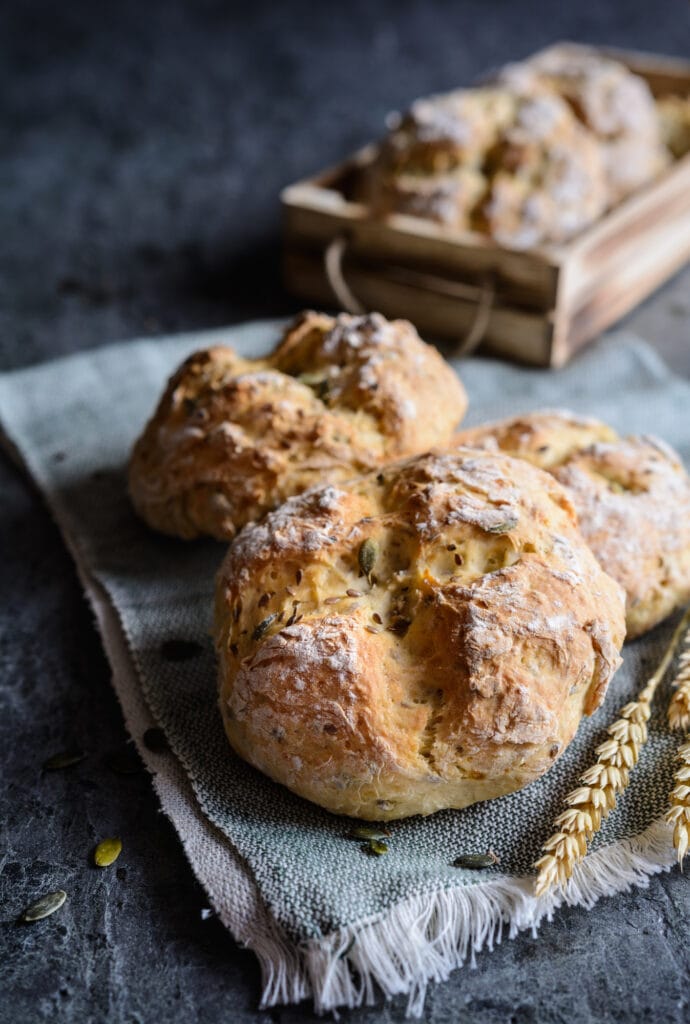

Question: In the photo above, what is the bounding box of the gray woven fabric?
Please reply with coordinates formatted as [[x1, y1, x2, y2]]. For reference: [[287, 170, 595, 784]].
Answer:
[[1, 323, 688, 950]]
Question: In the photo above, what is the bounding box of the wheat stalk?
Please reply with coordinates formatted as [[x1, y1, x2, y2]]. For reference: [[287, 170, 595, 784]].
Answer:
[[666, 741, 690, 867], [534, 609, 690, 897], [665, 623, 690, 866], [667, 627, 690, 731]]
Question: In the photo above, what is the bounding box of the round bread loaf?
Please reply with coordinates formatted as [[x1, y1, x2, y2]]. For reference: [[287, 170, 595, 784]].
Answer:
[[363, 86, 607, 248], [215, 448, 625, 820], [498, 48, 669, 202], [477, 92, 607, 248], [128, 311, 467, 540], [455, 411, 690, 638], [360, 87, 512, 230]]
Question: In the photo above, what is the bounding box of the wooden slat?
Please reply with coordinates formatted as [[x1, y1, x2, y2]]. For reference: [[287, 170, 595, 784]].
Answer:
[[556, 154, 690, 340], [283, 250, 555, 366], [282, 192, 561, 309]]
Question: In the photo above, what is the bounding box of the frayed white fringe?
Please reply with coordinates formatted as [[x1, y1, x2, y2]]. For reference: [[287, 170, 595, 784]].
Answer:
[[248, 817, 676, 1018]]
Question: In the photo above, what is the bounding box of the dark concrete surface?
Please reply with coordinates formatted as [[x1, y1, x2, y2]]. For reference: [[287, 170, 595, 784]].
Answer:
[[1, 2, 689, 1022]]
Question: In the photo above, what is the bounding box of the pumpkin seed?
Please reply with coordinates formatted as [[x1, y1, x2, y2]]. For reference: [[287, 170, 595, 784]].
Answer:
[[358, 538, 378, 580], [367, 839, 388, 856], [452, 850, 499, 869], [42, 747, 86, 772], [21, 890, 67, 922], [94, 837, 123, 867], [485, 513, 519, 535], [350, 825, 391, 842], [252, 613, 277, 642]]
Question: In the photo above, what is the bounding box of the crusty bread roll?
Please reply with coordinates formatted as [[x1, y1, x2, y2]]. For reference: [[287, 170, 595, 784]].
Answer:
[[360, 86, 512, 230], [215, 448, 625, 820], [129, 311, 467, 541], [362, 48, 673, 250], [498, 46, 669, 202], [363, 87, 607, 248], [477, 91, 608, 248], [455, 411, 690, 638]]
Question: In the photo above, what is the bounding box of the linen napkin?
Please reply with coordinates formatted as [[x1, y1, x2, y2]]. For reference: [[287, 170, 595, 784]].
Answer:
[[1, 322, 688, 1016]]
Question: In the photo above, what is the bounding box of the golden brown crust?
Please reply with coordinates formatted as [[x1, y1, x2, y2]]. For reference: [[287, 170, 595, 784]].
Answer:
[[128, 311, 467, 540], [455, 411, 690, 638], [215, 448, 625, 820]]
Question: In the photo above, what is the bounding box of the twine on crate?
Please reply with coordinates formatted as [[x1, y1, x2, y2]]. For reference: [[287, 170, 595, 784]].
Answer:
[[323, 233, 495, 356]]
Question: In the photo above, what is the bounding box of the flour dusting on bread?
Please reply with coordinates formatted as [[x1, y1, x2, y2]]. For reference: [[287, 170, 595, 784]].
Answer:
[[215, 447, 625, 820]]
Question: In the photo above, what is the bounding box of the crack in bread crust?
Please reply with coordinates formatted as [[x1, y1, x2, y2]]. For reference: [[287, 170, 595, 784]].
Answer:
[[215, 447, 625, 820]]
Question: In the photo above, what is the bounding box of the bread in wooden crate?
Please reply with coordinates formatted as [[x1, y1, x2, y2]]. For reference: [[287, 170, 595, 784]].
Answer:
[[282, 44, 690, 365]]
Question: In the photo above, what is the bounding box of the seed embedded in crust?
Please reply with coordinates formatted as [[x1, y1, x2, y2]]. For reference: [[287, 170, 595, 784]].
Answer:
[[252, 614, 278, 641], [358, 538, 378, 580]]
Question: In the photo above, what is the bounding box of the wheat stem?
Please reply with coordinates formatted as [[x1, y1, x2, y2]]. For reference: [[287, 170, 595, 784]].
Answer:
[[667, 626, 690, 732], [666, 741, 690, 867], [665, 622, 690, 866], [534, 608, 690, 897]]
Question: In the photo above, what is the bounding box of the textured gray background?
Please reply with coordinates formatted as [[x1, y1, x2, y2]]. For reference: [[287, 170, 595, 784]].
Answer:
[[1, 2, 689, 1022]]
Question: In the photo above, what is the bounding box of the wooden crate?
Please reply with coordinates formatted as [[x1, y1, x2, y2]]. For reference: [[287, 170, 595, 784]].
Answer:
[[281, 44, 690, 366]]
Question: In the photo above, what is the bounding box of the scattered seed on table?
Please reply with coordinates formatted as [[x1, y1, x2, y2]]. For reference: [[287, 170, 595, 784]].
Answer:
[[20, 890, 67, 923], [452, 850, 500, 869], [349, 826, 391, 842], [94, 837, 123, 867], [366, 839, 388, 856], [42, 747, 87, 772]]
